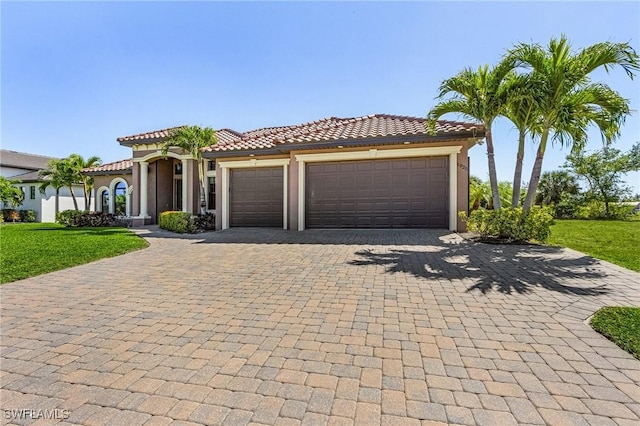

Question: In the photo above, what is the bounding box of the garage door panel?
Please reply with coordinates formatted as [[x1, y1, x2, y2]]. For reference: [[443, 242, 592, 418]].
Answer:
[[230, 167, 283, 227], [306, 157, 449, 228]]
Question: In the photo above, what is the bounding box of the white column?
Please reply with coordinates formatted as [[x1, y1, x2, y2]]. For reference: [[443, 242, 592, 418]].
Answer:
[[283, 164, 288, 230], [140, 161, 149, 217], [222, 166, 229, 229], [449, 153, 458, 231], [182, 159, 189, 213]]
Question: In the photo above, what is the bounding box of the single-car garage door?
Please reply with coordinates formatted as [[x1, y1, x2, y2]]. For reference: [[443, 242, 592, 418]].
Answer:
[[230, 167, 283, 227], [306, 157, 448, 228]]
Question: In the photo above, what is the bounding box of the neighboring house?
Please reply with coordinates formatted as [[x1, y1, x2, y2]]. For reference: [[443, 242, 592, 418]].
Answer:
[[0, 149, 90, 222], [86, 114, 483, 231]]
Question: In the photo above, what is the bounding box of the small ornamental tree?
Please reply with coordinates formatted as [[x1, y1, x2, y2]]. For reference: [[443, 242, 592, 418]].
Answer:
[[0, 176, 24, 208], [565, 143, 640, 215]]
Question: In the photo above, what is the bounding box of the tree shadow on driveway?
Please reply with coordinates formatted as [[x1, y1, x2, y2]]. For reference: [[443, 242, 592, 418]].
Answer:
[[349, 239, 609, 296]]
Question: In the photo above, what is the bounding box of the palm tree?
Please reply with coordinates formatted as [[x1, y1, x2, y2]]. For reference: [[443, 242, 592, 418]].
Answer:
[[161, 125, 217, 215], [469, 176, 490, 210], [508, 35, 639, 210], [503, 73, 541, 207], [70, 154, 102, 210], [39, 158, 80, 212], [535, 170, 580, 206], [427, 60, 515, 209]]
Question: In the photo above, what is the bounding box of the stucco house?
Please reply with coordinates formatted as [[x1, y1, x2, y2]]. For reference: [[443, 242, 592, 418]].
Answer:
[[0, 149, 90, 222], [84, 114, 483, 231]]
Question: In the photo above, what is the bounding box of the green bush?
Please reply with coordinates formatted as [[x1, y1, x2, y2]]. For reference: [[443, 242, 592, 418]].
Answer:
[[574, 201, 635, 220], [19, 210, 36, 222], [56, 210, 124, 227], [461, 206, 554, 243], [159, 211, 195, 233], [56, 210, 84, 226]]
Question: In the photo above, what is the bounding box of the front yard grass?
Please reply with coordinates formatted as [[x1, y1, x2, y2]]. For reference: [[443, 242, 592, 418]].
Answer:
[[0, 223, 148, 284], [591, 307, 640, 359], [548, 219, 640, 272]]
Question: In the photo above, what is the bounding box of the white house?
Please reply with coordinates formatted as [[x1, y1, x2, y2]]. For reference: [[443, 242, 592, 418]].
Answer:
[[0, 149, 91, 222]]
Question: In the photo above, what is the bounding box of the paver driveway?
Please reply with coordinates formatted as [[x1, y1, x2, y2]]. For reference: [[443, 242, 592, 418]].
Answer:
[[1, 228, 639, 426]]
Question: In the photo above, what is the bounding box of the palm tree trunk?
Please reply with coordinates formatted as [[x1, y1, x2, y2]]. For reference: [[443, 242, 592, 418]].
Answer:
[[55, 187, 60, 218], [69, 186, 79, 211], [198, 159, 206, 215], [83, 183, 90, 211], [523, 131, 549, 210], [485, 128, 501, 210], [512, 130, 525, 207]]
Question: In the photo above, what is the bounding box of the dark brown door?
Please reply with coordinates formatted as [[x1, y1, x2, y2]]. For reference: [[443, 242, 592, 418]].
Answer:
[[306, 157, 448, 228], [230, 167, 283, 227]]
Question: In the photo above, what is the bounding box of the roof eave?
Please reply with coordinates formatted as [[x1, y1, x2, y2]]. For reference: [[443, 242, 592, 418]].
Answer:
[[83, 169, 133, 176]]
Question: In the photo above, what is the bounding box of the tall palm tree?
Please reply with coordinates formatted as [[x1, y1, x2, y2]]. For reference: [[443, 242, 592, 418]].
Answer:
[[508, 35, 639, 210], [503, 73, 541, 207], [70, 154, 102, 210], [427, 60, 515, 209], [39, 159, 74, 215], [161, 125, 217, 215]]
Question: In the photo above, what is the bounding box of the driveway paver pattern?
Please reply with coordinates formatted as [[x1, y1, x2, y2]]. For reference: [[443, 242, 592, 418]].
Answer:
[[1, 228, 639, 426]]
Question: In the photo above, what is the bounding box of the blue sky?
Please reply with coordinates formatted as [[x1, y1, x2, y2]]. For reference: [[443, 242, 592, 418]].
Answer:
[[2, 1, 639, 194]]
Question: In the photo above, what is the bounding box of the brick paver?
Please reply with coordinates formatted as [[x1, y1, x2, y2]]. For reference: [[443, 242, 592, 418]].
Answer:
[[1, 227, 639, 425]]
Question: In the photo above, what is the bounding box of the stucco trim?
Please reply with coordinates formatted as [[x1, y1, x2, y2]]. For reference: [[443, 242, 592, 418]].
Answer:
[[133, 151, 192, 162], [294, 145, 462, 231]]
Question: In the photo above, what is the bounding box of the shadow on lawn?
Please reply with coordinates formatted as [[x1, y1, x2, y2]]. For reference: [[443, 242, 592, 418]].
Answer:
[[349, 240, 609, 296], [28, 227, 139, 237]]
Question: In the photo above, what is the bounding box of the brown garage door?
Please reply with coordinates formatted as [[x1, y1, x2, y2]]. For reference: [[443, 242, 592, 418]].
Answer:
[[230, 167, 283, 227], [306, 157, 448, 228]]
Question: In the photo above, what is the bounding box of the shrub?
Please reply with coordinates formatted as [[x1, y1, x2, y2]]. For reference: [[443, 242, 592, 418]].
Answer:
[[194, 212, 216, 231], [19, 210, 36, 222], [461, 206, 554, 243], [159, 211, 195, 233], [574, 201, 635, 220], [56, 210, 124, 227], [56, 210, 84, 226], [2, 208, 19, 222]]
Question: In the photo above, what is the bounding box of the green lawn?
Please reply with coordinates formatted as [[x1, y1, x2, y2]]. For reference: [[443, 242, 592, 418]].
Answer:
[[548, 219, 640, 272], [591, 307, 640, 359], [0, 223, 148, 284]]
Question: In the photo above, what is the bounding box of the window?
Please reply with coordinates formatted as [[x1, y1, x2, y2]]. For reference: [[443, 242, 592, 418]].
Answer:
[[114, 181, 126, 215], [208, 177, 216, 210], [100, 190, 110, 212], [208, 160, 216, 171], [30, 186, 36, 199]]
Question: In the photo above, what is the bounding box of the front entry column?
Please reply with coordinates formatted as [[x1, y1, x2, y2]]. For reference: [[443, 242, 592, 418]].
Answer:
[[181, 159, 189, 213], [140, 161, 149, 217]]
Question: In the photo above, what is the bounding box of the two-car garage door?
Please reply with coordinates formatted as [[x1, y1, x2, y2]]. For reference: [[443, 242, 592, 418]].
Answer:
[[306, 157, 449, 228], [226, 157, 449, 229]]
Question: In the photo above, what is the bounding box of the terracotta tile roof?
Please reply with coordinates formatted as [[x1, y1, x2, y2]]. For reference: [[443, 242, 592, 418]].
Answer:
[[115, 114, 483, 155], [117, 126, 184, 143], [83, 159, 132, 173], [205, 114, 482, 153]]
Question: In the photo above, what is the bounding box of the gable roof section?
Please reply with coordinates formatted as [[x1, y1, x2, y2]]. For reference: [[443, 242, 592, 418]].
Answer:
[[83, 159, 133, 175], [0, 149, 57, 171]]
